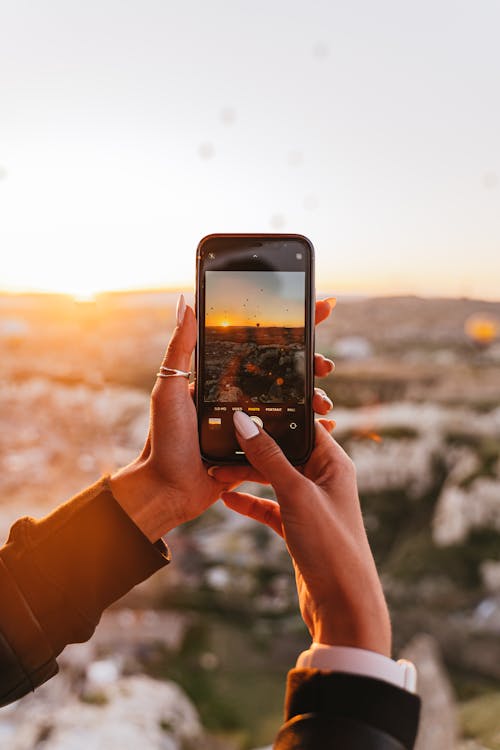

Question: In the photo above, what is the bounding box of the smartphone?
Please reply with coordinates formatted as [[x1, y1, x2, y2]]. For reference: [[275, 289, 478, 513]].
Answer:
[[195, 233, 315, 464]]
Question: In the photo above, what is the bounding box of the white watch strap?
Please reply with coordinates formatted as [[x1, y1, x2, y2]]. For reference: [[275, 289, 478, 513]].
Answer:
[[296, 643, 417, 694]]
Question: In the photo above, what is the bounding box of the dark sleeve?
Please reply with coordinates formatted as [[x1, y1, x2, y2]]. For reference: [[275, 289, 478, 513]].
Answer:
[[0, 477, 170, 707], [274, 669, 421, 749]]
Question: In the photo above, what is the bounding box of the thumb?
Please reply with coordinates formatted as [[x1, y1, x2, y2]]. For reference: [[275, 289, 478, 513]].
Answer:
[[160, 295, 196, 373], [232, 411, 302, 496]]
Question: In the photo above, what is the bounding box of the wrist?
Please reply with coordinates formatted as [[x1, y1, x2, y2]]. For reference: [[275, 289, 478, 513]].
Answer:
[[312, 598, 392, 658], [109, 461, 177, 542], [296, 644, 418, 693]]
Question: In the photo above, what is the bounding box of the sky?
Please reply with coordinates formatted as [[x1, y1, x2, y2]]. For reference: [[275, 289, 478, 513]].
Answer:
[[205, 271, 304, 327], [1, 0, 499, 300]]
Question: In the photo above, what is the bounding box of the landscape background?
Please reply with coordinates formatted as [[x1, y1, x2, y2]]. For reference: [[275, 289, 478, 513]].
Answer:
[[203, 325, 305, 403], [0, 289, 499, 749]]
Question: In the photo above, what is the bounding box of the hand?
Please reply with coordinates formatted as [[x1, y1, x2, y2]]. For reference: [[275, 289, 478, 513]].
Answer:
[[109, 296, 227, 541], [217, 414, 392, 656], [110, 295, 337, 542]]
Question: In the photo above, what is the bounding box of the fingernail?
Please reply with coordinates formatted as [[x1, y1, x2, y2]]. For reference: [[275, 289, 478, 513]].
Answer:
[[325, 419, 336, 432], [325, 297, 337, 310], [176, 293, 186, 326], [233, 410, 259, 439], [317, 389, 333, 408], [326, 358, 335, 372], [207, 466, 221, 478]]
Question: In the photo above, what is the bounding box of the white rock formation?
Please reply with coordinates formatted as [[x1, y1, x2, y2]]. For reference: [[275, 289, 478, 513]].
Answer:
[[334, 336, 373, 360], [400, 634, 459, 750], [0, 674, 204, 750], [480, 560, 500, 593], [349, 437, 436, 497], [433, 478, 500, 546]]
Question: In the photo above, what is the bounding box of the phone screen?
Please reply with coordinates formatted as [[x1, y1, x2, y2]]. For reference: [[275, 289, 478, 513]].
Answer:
[[196, 235, 314, 464]]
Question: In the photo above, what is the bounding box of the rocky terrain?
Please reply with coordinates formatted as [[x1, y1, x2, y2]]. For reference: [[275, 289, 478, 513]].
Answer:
[[0, 291, 499, 748], [204, 326, 304, 403]]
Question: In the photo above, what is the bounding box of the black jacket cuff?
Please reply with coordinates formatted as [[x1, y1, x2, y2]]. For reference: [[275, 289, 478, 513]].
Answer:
[[282, 669, 420, 749]]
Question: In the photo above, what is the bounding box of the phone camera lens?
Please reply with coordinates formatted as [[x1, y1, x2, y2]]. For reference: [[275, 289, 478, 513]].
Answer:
[[208, 252, 216, 260]]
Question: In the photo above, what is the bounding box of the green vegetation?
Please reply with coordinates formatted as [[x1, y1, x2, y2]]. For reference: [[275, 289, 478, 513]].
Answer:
[[442, 431, 500, 488], [358, 457, 447, 569], [471, 400, 500, 414], [377, 426, 419, 439], [145, 616, 306, 749], [35, 725, 53, 743], [384, 528, 500, 589], [325, 374, 410, 407], [450, 667, 500, 702], [159, 718, 175, 732], [460, 692, 500, 749], [80, 690, 109, 706], [358, 446, 500, 590], [340, 426, 418, 442]]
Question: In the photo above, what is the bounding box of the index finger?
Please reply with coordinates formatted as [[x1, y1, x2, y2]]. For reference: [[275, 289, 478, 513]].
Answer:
[[315, 297, 336, 325]]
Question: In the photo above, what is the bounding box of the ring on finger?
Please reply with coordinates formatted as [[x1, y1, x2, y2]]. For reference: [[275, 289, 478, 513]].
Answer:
[[156, 366, 191, 379]]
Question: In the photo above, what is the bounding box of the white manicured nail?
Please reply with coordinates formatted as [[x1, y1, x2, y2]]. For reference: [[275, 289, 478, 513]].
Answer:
[[176, 294, 186, 326], [233, 410, 259, 439]]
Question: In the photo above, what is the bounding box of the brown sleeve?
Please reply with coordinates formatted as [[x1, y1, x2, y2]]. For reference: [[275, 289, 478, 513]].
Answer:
[[0, 477, 169, 705]]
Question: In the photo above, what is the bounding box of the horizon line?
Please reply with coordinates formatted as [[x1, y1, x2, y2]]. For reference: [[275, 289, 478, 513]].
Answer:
[[0, 287, 499, 304]]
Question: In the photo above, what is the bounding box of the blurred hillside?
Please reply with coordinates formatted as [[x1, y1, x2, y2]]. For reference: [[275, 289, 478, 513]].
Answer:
[[1, 291, 500, 749]]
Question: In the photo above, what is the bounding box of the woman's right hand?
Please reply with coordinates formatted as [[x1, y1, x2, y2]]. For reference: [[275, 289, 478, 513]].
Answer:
[[215, 413, 392, 657]]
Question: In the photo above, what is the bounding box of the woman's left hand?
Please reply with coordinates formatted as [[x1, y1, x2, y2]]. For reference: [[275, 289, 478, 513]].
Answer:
[[110, 295, 336, 542]]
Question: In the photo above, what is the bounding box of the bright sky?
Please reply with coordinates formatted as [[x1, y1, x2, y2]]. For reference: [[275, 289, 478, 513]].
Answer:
[[1, 1, 499, 299], [205, 271, 304, 327]]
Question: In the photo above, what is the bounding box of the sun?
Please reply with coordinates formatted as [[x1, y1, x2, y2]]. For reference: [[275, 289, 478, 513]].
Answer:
[[72, 289, 98, 302], [220, 320, 230, 327]]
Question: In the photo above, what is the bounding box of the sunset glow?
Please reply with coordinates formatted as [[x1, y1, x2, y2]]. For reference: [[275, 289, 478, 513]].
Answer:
[[205, 271, 305, 328], [1, 2, 499, 301]]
